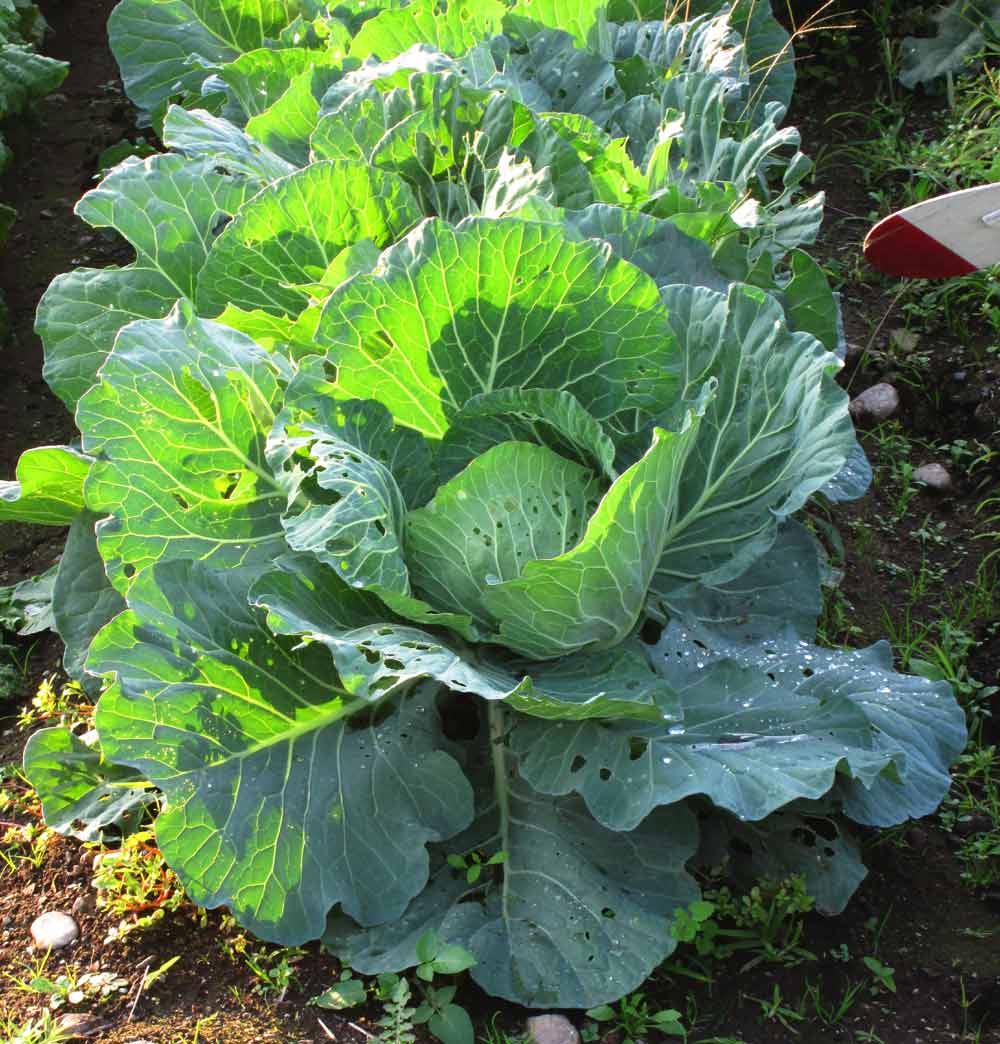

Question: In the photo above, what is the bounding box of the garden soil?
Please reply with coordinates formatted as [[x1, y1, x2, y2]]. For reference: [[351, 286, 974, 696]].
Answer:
[[0, 2, 998, 1042]]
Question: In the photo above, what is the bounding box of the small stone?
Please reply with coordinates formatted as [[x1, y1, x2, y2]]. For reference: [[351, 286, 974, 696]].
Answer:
[[848, 382, 899, 425], [526, 1015, 580, 1044], [973, 401, 997, 432], [952, 370, 968, 383], [30, 911, 79, 949], [39, 208, 55, 219], [913, 463, 953, 494], [71, 894, 94, 916], [55, 1012, 106, 1038], [844, 341, 864, 366]]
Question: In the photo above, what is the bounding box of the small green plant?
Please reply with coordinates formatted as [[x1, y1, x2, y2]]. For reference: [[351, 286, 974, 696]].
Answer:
[[90, 829, 188, 941], [864, 909, 892, 958], [375, 975, 418, 1044], [706, 875, 816, 970], [237, 943, 304, 999], [314, 934, 477, 1044], [940, 746, 1000, 889], [2, 1010, 72, 1044], [803, 975, 865, 1025], [585, 989, 687, 1041], [17, 675, 93, 730], [480, 1013, 522, 1044], [311, 968, 368, 1010], [414, 930, 478, 982], [408, 932, 478, 1044], [863, 956, 897, 995], [742, 984, 806, 1035], [446, 848, 507, 884]]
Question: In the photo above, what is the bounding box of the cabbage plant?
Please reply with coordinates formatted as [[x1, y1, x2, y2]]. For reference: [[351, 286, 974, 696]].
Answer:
[[3, 0, 967, 1013], [16, 226, 965, 1006]]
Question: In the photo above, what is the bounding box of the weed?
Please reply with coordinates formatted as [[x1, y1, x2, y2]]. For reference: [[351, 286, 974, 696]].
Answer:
[[742, 983, 806, 1035], [706, 875, 817, 970], [17, 675, 93, 730], [446, 848, 507, 884], [241, 944, 304, 1000], [312, 969, 368, 1011], [585, 990, 687, 1042], [940, 746, 1000, 888], [864, 909, 892, 958], [1, 1010, 72, 1044], [803, 975, 865, 1025], [375, 975, 418, 1044], [863, 956, 897, 995], [90, 829, 187, 941], [479, 1013, 522, 1044]]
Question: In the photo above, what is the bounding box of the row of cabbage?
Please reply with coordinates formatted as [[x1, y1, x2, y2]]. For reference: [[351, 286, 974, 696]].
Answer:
[[3, 0, 967, 1012]]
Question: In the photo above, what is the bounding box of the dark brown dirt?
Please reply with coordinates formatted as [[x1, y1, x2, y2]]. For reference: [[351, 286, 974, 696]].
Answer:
[[0, 2, 998, 1043]]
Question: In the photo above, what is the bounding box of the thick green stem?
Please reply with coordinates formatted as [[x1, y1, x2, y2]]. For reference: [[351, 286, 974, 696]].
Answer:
[[488, 702, 511, 917]]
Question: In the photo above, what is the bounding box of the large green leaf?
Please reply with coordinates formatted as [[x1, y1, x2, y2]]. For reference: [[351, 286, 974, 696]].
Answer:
[[0, 43, 66, 118], [511, 654, 892, 832], [53, 512, 126, 686], [0, 445, 90, 525], [312, 71, 495, 211], [655, 521, 964, 828], [252, 555, 680, 724], [438, 388, 617, 484], [505, 0, 612, 56], [492, 29, 622, 126], [484, 420, 707, 659], [90, 561, 474, 942], [327, 736, 699, 1008], [649, 284, 852, 598], [899, 0, 1000, 88], [564, 204, 728, 291], [77, 303, 288, 591], [657, 620, 968, 830], [350, 0, 505, 60], [218, 45, 342, 119], [108, 0, 304, 116], [22, 727, 151, 842], [407, 442, 603, 630], [196, 162, 422, 318], [245, 61, 345, 165], [36, 265, 177, 411], [697, 805, 867, 916], [318, 217, 679, 438], [162, 105, 297, 181], [76, 155, 254, 299]]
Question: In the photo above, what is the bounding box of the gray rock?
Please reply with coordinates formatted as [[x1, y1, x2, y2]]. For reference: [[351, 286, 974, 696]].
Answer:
[[526, 1015, 580, 1044], [30, 910, 79, 949], [913, 462, 952, 493], [848, 382, 899, 425], [55, 1012, 109, 1038]]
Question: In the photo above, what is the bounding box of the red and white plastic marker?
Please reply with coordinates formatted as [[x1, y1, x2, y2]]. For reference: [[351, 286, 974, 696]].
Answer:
[[863, 182, 1000, 279]]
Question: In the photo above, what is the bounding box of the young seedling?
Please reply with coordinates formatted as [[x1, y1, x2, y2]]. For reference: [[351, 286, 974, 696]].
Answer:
[[585, 990, 687, 1042]]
